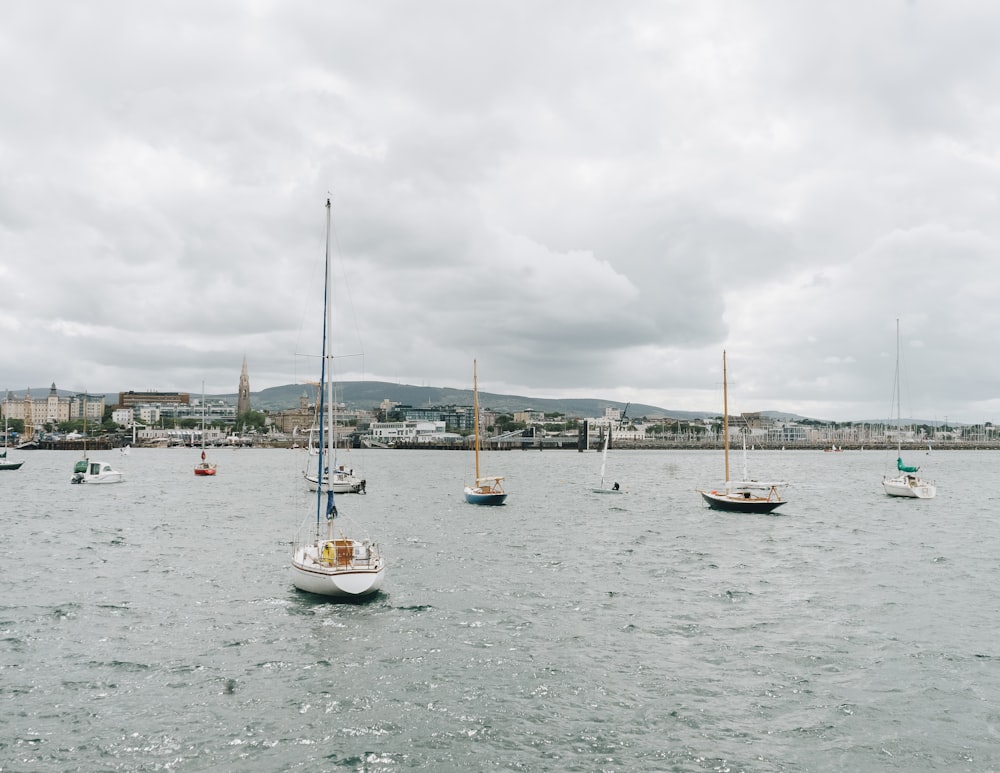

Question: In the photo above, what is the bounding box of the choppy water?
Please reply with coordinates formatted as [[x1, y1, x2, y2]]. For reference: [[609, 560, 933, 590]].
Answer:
[[2, 446, 999, 771]]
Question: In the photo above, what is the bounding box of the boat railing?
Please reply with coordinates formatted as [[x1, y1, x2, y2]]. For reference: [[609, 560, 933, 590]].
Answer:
[[318, 539, 381, 569]]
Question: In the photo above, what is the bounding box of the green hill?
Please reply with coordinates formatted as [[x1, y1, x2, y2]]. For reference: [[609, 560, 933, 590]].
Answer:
[[237, 381, 698, 420]]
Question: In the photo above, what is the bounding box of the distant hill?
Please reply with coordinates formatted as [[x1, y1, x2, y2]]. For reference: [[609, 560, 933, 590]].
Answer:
[[220, 381, 706, 420]]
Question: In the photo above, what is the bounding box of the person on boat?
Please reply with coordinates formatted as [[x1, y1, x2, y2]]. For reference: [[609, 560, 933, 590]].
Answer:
[[612, 482, 620, 491]]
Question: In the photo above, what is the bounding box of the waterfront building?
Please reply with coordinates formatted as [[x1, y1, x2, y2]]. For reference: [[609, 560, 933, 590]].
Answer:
[[157, 400, 235, 422], [369, 420, 458, 445], [2, 384, 104, 437], [514, 409, 545, 425], [136, 427, 225, 446], [117, 390, 190, 409], [71, 393, 106, 421], [400, 405, 474, 432], [272, 391, 314, 435], [139, 405, 162, 425], [112, 408, 134, 427]]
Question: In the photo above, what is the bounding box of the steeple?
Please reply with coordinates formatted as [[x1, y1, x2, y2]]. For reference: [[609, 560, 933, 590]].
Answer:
[[237, 356, 251, 415]]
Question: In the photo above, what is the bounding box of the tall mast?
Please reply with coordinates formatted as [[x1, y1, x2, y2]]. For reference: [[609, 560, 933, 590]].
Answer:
[[201, 381, 206, 449], [895, 318, 901, 455], [325, 198, 335, 468], [722, 350, 729, 484], [313, 198, 333, 528], [473, 359, 481, 482]]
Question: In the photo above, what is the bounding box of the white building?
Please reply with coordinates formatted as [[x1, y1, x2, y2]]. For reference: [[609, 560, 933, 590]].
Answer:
[[112, 408, 134, 427], [139, 406, 162, 425], [369, 420, 457, 444]]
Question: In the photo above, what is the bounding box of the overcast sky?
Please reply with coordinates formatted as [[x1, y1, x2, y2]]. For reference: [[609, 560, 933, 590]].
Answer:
[[3, 1, 999, 423]]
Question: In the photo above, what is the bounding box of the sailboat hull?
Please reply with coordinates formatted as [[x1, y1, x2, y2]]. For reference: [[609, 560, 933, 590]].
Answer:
[[882, 475, 936, 499], [464, 486, 507, 505], [305, 472, 366, 494], [194, 464, 217, 476], [699, 489, 786, 514], [291, 544, 385, 597], [0, 461, 24, 471]]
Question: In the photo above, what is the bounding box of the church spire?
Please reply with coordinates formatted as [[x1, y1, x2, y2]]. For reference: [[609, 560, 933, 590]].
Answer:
[[237, 356, 251, 415]]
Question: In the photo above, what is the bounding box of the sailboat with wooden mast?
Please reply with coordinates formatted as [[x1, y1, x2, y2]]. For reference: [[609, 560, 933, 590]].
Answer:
[[882, 319, 936, 499], [290, 198, 385, 598], [698, 351, 787, 513], [463, 359, 507, 505]]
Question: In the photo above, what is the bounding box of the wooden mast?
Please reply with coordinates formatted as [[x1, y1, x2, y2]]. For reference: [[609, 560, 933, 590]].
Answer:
[[723, 350, 729, 485], [472, 359, 481, 486]]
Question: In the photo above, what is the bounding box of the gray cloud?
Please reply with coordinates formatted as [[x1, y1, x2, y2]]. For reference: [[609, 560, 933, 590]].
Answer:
[[2, 1, 999, 422]]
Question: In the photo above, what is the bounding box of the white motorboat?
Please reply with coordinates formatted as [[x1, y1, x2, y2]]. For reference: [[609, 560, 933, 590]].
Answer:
[[71, 459, 124, 484]]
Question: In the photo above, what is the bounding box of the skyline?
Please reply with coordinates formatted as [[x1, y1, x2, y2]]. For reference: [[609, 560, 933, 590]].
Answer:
[[4, 4, 1000, 423], [0, 377, 981, 427]]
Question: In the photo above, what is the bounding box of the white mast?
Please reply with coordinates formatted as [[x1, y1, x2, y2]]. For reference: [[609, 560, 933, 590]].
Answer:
[[325, 198, 335, 494]]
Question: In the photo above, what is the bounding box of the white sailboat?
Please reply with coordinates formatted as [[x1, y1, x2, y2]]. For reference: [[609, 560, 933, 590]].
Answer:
[[290, 198, 385, 598], [463, 359, 507, 505], [304, 429, 366, 493], [698, 351, 787, 513], [303, 382, 365, 493], [194, 382, 217, 476], [592, 424, 622, 494], [0, 411, 24, 471], [882, 319, 936, 499]]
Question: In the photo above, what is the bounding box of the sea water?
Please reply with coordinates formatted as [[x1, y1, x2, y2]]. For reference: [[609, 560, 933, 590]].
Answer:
[[2, 446, 999, 771]]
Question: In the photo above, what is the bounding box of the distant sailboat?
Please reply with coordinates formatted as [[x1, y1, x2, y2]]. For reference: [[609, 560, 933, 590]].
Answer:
[[0, 412, 24, 471], [464, 359, 507, 505], [592, 424, 623, 494], [882, 320, 936, 499], [303, 382, 366, 493], [698, 351, 787, 513], [194, 382, 217, 476]]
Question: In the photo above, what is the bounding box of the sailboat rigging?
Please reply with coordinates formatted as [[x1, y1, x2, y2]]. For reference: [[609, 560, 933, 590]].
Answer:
[[463, 359, 507, 505], [592, 423, 622, 494], [290, 198, 385, 598], [304, 383, 366, 493], [194, 382, 217, 476], [698, 351, 787, 513], [882, 319, 936, 499]]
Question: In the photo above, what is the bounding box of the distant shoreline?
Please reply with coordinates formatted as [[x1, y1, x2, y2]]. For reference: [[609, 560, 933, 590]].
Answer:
[[22, 439, 995, 451]]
